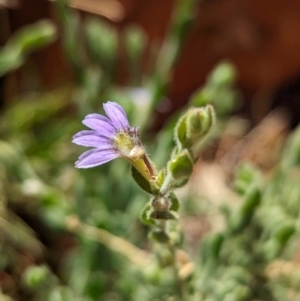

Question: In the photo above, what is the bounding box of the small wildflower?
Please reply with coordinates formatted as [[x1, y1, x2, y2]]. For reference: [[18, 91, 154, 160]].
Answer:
[[73, 101, 155, 180]]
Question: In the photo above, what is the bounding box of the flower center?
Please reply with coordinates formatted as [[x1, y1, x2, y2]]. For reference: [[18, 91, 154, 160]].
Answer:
[[113, 129, 155, 181], [113, 131, 135, 156]]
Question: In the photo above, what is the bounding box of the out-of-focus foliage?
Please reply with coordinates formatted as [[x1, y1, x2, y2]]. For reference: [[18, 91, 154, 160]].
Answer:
[[195, 128, 300, 301], [0, 20, 56, 76], [1, 0, 300, 301]]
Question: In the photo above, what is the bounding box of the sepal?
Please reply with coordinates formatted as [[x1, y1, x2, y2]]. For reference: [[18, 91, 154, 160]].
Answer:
[[150, 210, 178, 220], [168, 192, 180, 212], [174, 114, 191, 150], [140, 203, 155, 226], [150, 169, 166, 193]]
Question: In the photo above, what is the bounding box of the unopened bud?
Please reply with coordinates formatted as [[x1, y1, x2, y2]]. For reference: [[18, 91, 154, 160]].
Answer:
[[168, 149, 193, 180], [186, 105, 215, 144], [175, 105, 215, 150]]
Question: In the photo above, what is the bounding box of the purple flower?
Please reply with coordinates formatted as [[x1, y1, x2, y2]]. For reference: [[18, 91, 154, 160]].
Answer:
[[73, 101, 142, 169]]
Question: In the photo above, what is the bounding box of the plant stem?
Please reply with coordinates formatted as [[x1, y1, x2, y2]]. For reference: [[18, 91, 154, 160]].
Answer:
[[65, 215, 153, 267]]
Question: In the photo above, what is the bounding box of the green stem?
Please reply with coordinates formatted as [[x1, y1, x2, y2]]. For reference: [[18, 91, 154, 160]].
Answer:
[[169, 241, 186, 299], [155, 219, 186, 299]]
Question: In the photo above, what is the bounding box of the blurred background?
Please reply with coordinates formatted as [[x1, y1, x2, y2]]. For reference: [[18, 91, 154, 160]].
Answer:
[[1, 0, 300, 300], [3, 0, 300, 126]]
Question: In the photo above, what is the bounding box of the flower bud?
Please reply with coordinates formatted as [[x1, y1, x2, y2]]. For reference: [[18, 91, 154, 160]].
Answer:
[[186, 105, 215, 144], [175, 105, 215, 150], [168, 149, 193, 180]]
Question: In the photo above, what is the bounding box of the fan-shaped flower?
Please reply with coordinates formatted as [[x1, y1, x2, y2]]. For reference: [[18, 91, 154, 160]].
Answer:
[[73, 101, 154, 180]]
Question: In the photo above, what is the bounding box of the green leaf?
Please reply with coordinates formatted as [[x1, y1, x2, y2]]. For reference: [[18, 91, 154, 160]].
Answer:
[[0, 20, 56, 76], [149, 229, 170, 243], [131, 166, 152, 194], [234, 162, 261, 195], [273, 222, 295, 245], [229, 185, 261, 233], [281, 126, 300, 171], [168, 192, 180, 211], [85, 17, 118, 68], [0, 47, 24, 76], [123, 25, 147, 61], [8, 20, 57, 53]]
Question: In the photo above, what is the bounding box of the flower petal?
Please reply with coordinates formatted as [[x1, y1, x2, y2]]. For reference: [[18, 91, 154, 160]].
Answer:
[[83, 114, 116, 135], [72, 130, 112, 147], [75, 148, 121, 168], [103, 101, 129, 130]]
